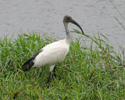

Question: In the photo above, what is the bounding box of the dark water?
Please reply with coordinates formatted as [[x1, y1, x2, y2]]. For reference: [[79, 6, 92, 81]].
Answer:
[[0, 0, 125, 51]]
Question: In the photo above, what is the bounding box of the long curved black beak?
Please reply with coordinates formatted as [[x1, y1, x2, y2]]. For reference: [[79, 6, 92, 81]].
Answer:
[[71, 20, 84, 35]]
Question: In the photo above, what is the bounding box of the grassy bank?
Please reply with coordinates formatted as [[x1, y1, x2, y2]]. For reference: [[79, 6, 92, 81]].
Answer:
[[0, 32, 125, 100]]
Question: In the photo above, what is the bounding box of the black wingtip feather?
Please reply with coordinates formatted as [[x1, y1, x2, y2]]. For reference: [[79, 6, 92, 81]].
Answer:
[[22, 57, 34, 71], [22, 50, 43, 71]]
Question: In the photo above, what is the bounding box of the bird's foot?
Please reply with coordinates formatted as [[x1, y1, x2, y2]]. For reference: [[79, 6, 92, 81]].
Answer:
[[47, 72, 57, 83], [47, 72, 51, 83]]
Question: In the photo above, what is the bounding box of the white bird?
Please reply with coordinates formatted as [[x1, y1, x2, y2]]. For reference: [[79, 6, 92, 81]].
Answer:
[[22, 15, 84, 82]]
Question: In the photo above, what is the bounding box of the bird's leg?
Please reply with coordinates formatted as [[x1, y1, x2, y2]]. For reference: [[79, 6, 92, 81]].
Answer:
[[53, 65, 56, 77], [47, 65, 55, 83], [47, 72, 51, 83]]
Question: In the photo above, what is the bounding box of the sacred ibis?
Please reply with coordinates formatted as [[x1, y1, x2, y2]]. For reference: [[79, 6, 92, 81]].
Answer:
[[22, 15, 84, 82]]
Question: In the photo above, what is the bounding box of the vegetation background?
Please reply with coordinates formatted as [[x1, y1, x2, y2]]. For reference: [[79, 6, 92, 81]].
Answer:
[[0, 32, 125, 100]]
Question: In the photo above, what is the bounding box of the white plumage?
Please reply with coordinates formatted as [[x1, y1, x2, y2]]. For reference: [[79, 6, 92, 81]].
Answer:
[[33, 39, 69, 71], [22, 15, 84, 82]]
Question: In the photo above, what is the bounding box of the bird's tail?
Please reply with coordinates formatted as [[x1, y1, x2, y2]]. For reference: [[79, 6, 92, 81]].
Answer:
[[22, 57, 34, 71]]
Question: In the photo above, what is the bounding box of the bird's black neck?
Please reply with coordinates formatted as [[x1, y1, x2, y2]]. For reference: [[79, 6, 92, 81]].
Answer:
[[64, 22, 70, 44]]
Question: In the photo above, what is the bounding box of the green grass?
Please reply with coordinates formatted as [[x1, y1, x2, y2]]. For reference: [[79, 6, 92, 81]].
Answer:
[[0, 32, 125, 100]]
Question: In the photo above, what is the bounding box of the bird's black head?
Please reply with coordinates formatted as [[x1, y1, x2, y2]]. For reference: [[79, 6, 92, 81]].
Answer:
[[63, 15, 84, 35], [63, 15, 73, 23]]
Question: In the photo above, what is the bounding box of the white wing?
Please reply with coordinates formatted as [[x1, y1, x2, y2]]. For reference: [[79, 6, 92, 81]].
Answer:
[[33, 39, 69, 68]]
